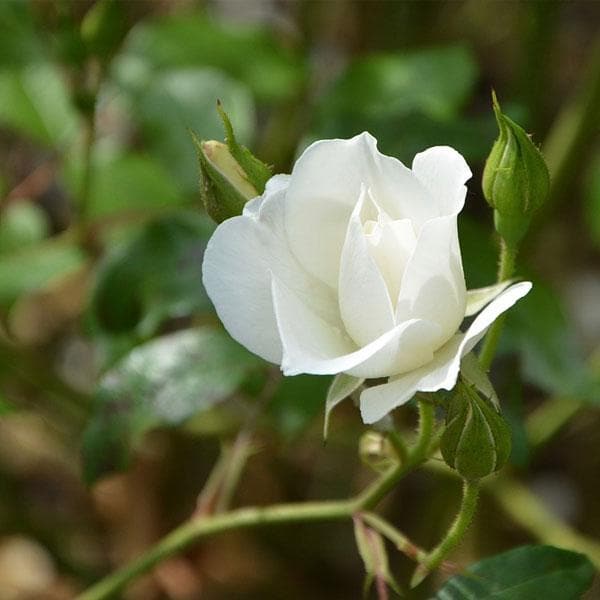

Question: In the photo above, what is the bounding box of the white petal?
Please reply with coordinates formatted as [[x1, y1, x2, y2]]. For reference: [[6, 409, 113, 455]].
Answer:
[[411, 146, 472, 216], [272, 275, 440, 378], [338, 188, 395, 346], [284, 132, 431, 287], [395, 214, 466, 348], [365, 217, 416, 304], [360, 281, 532, 423], [465, 280, 514, 317], [202, 184, 339, 364], [265, 174, 291, 195]]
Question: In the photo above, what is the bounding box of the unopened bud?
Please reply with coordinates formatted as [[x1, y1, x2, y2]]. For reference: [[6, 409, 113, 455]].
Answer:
[[441, 381, 511, 480], [195, 138, 258, 223], [482, 92, 550, 248], [359, 431, 395, 473], [194, 103, 272, 223]]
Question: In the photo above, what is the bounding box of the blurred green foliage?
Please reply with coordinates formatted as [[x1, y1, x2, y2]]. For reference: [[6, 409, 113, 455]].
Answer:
[[0, 1, 598, 598]]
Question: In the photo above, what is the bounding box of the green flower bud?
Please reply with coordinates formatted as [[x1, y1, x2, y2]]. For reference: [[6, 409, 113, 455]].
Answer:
[[482, 92, 550, 248], [441, 381, 511, 480], [359, 431, 396, 473], [193, 103, 272, 223], [196, 138, 259, 223]]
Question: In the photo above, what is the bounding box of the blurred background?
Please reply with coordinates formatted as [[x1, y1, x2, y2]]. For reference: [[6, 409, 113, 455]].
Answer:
[[0, 1, 599, 598]]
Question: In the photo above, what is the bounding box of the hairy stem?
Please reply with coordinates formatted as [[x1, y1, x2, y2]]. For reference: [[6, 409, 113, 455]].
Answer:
[[478, 241, 517, 370], [361, 512, 427, 562], [355, 400, 435, 510], [77, 501, 353, 600], [78, 401, 437, 599], [411, 479, 480, 588]]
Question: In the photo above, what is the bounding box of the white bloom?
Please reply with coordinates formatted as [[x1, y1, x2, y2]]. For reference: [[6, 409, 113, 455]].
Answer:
[[202, 133, 531, 424]]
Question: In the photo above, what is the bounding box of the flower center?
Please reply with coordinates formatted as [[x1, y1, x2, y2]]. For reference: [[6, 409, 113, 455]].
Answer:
[[360, 192, 417, 308]]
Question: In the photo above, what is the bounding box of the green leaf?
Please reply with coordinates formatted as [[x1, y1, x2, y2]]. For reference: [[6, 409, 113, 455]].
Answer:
[[314, 45, 483, 164], [0, 63, 78, 146], [90, 212, 214, 339], [0, 239, 86, 310], [434, 545, 594, 599], [82, 327, 261, 483], [504, 280, 600, 404], [324, 374, 363, 439], [322, 45, 476, 120], [63, 151, 184, 219], [114, 65, 255, 195], [117, 14, 305, 101], [0, 2, 44, 67]]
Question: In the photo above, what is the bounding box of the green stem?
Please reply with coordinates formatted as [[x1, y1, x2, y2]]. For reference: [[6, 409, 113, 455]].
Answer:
[[361, 512, 427, 562], [77, 501, 353, 600], [387, 430, 409, 465], [411, 479, 480, 588], [78, 401, 437, 600], [355, 400, 435, 510], [478, 240, 517, 370]]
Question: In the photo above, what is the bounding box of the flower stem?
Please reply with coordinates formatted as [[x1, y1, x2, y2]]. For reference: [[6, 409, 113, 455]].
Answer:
[[355, 400, 435, 510], [411, 479, 480, 588], [361, 512, 427, 562], [77, 500, 353, 600], [478, 240, 517, 370], [77, 400, 437, 600]]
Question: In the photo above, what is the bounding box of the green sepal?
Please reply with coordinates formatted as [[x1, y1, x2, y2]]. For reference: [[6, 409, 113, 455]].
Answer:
[[441, 381, 511, 480], [217, 101, 272, 194], [353, 516, 402, 598], [192, 133, 256, 223]]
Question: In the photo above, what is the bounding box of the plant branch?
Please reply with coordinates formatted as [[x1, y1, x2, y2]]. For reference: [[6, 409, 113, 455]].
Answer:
[[77, 500, 354, 600], [360, 512, 427, 562], [78, 400, 437, 600], [355, 400, 435, 510]]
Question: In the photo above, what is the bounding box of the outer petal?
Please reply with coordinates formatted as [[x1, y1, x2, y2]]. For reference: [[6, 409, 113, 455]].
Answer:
[[360, 281, 532, 423], [395, 214, 466, 348], [202, 181, 339, 364], [411, 146, 472, 216], [272, 275, 441, 378], [338, 188, 395, 346], [284, 132, 431, 287]]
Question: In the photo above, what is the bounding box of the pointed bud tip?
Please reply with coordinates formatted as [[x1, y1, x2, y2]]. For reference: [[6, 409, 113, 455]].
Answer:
[[482, 97, 550, 247]]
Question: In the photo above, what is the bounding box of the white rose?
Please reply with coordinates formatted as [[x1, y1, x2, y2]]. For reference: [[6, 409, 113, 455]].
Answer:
[[203, 133, 531, 424]]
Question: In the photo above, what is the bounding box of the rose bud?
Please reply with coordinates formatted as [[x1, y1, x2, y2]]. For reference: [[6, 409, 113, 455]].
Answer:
[[441, 381, 512, 480], [194, 102, 272, 223], [482, 92, 550, 248], [196, 139, 259, 223]]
